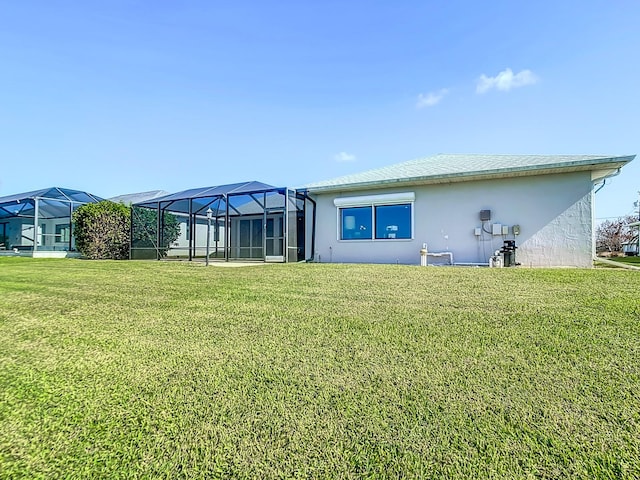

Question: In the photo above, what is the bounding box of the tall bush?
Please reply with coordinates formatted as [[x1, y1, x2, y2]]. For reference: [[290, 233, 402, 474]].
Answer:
[[72, 201, 131, 259]]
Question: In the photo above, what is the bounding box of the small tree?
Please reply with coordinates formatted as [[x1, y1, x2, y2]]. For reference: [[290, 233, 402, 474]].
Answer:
[[130, 206, 181, 258], [73, 201, 131, 259], [596, 214, 637, 254]]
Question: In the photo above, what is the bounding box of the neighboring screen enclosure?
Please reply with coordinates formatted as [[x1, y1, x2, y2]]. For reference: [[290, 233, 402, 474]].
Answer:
[[0, 187, 102, 253], [130, 181, 313, 262]]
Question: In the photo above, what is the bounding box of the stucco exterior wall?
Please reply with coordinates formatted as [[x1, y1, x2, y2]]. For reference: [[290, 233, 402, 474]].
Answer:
[[311, 172, 594, 267]]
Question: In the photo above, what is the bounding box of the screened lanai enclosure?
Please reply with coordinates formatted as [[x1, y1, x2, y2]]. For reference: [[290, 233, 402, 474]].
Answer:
[[131, 181, 314, 262], [0, 187, 102, 256]]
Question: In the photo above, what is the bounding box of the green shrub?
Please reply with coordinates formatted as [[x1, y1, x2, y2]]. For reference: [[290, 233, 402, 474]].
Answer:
[[72, 201, 131, 259]]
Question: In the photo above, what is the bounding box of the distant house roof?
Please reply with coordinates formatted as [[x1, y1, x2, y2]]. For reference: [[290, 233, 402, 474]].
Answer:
[[109, 190, 170, 205], [304, 154, 636, 193]]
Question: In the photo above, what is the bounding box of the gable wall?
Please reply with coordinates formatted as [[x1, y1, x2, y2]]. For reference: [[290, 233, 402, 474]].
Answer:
[[310, 171, 594, 267]]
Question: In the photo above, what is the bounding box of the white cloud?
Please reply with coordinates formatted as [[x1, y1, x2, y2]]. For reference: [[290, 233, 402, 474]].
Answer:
[[476, 68, 538, 94], [416, 88, 449, 108], [334, 151, 356, 162]]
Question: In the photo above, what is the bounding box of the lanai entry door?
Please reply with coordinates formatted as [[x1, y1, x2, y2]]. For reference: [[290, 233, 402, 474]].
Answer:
[[264, 209, 285, 262], [229, 212, 285, 261]]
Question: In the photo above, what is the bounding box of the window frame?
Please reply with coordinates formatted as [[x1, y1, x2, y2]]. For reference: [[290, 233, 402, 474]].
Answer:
[[374, 203, 412, 240], [335, 192, 415, 242], [340, 205, 373, 240]]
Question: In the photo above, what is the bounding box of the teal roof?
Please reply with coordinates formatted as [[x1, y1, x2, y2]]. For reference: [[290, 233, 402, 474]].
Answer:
[[304, 154, 635, 192]]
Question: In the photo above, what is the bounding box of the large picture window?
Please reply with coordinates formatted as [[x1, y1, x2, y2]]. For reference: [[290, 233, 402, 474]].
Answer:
[[336, 192, 414, 241]]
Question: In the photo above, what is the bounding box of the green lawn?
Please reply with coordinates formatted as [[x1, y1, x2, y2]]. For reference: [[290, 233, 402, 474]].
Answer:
[[607, 255, 640, 265], [0, 258, 639, 479]]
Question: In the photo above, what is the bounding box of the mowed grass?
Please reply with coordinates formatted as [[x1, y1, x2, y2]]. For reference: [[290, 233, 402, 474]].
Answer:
[[0, 258, 638, 479], [608, 256, 640, 265]]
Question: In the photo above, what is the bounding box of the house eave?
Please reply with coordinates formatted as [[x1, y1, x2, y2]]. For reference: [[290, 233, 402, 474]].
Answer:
[[306, 158, 633, 194]]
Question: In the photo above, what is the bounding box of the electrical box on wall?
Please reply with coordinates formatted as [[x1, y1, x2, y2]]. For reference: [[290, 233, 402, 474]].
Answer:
[[513, 225, 521, 235], [502, 225, 509, 235], [480, 210, 491, 221], [492, 224, 502, 235], [474, 227, 481, 236]]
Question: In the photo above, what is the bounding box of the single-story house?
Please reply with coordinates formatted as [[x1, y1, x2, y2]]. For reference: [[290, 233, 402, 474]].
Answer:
[[0, 187, 102, 257], [624, 221, 640, 256], [2, 154, 634, 267], [303, 154, 636, 267]]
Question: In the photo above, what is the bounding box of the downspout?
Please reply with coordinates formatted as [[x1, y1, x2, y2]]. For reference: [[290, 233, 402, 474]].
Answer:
[[593, 167, 622, 261], [309, 194, 317, 262], [594, 179, 606, 194], [299, 189, 316, 262], [594, 167, 621, 194]]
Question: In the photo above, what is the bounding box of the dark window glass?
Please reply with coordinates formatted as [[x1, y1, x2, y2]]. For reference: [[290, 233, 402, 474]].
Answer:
[[252, 219, 262, 247], [0, 223, 7, 247], [375, 204, 412, 239], [340, 207, 372, 240], [239, 220, 250, 247], [214, 221, 221, 242], [55, 224, 70, 243]]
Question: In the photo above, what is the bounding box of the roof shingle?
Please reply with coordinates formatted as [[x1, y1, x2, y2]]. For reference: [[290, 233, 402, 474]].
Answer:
[[304, 154, 635, 192]]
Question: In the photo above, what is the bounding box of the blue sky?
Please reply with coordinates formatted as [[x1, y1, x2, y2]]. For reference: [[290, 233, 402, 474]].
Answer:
[[1, 1, 638, 220]]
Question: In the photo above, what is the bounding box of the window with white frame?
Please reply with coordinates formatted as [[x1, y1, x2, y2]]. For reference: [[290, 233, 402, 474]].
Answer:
[[340, 206, 372, 240], [335, 192, 414, 241]]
